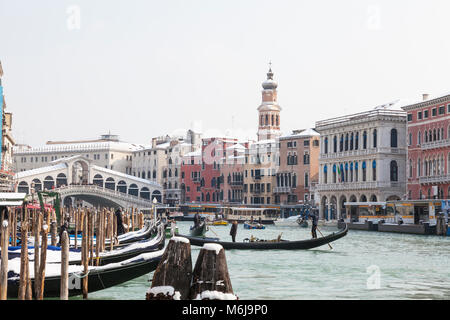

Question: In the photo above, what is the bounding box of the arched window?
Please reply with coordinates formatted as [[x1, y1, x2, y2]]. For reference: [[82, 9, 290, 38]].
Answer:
[[140, 187, 150, 199], [265, 114, 268, 126], [390, 161, 398, 182], [117, 180, 127, 193], [260, 115, 264, 126], [391, 129, 398, 148], [340, 135, 344, 152], [44, 176, 55, 190], [105, 177, 115, 190], [323, 165, 328, 184], [362, 161, 367, 181], [276, 115, 279, 126], [350, 133, 354, 150], [271, 114, 274, 126], [363, 131, 367, 149], [345, 134, 349, 151], [56, 173, 67, 188], [93, 174, 103, 187], [409, 159, 413, 178], [333, 136, 337, 153], [152, 190, 162, 203], [324, 137, 328, 154], [18, 181, 29, 194], [418, 131, 421, 145], [206, 193, 210, 202], [32, 179, 42, 192], [128, 184, 139, 196], [418, 159, 421, 177], [333, 164, 337, 183], [153, 170, 157, 179], [372, 160, 376, 181], [373, 129, 377, 148]]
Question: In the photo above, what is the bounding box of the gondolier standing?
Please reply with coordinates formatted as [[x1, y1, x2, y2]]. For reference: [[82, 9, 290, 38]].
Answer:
[[311, 210, 319, 239], [230, 220, 238, 242], [194, 212, 200, 227]]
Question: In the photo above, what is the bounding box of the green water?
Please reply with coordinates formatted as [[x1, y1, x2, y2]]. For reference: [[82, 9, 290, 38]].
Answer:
[[86, 221, 450, 300]]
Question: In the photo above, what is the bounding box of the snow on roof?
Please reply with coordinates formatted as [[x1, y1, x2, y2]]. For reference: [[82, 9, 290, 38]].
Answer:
[[92, 165, 162, 188], [13, 141, 141, 155], [226, 143, 246, 150], [281, 128, 320, 139], [15, 163, 68, 179], [183, 149, 201, 158], [401, 91, 450, 110]]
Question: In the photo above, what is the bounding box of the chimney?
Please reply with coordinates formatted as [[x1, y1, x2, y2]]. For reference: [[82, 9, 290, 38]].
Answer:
[[151, 138, 157, 148], [422, 93, 430, 101]]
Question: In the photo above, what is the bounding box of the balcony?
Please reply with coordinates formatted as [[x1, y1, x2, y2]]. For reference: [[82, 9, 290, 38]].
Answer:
[[315, 181, 403, 192], [319, 147, 406, 160], [419, 174, 450, 185], [230, 181, 244, 186], [253, 175, 262, 180], [420, 139, 450, 150], [274, 186, 292, 194]]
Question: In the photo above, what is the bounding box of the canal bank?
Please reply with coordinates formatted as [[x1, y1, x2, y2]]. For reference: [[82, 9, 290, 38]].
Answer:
[[89, 221, 450, 300]]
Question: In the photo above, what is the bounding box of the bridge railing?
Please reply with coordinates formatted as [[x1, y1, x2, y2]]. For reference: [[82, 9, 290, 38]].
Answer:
[[55, 184, 155, 205]]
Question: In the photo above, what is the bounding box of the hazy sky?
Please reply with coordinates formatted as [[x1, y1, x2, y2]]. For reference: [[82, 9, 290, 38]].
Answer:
[[1, 0, 450, 147]]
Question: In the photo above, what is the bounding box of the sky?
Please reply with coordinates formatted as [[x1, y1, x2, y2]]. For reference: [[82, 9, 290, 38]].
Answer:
[[1, 0, 450, 147]]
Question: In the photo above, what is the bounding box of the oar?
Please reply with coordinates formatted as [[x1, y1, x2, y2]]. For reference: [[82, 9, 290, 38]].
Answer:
[[316, 227, 333, 250], [208, 227, 219, 238]]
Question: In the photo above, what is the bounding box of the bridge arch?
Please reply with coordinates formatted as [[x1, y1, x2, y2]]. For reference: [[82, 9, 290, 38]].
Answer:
[[128, 184, 139, 197], [105, 177, 116, 191], [56, 173, 68, 188], [93, 174, 104, 187], [117, 180, 127, 194], [18, 181, 29, 194], [32, 178, 42, 192], [152, 190, 162, 203], [140, 187, 150, 200], [44, 176, 55, 190]]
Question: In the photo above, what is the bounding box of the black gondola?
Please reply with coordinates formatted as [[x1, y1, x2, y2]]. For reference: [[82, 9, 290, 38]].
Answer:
[[189, 221, 207, 237], [7, 249, 165, 298], [180, 224, 348, 250]]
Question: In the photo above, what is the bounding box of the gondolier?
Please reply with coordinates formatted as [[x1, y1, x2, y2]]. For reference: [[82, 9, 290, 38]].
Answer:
[[311, 210, 319, 239], [230, 220, 238, 242], [194, 212, 200, 227]]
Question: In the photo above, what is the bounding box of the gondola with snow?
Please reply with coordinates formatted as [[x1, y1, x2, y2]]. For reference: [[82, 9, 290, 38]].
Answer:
[[7, 249, 165, 298]]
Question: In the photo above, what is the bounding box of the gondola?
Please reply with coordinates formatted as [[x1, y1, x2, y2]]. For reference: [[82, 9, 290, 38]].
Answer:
[[189, 221, 207, 237], [180, 224, 348, 250], [7, 249, 165, 298]]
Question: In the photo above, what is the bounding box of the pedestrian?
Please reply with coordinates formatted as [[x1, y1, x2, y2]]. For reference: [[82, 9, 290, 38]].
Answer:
[[230, 220, 238, 242], [115, 208, 125, 236], [311, 211, 318, 239]]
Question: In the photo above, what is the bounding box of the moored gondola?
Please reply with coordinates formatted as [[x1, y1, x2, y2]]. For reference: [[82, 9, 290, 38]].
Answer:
[[7, 249, 165, 298], [180, 224, 348, 250]]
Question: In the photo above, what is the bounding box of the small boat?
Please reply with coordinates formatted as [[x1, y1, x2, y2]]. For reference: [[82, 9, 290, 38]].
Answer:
[[208, 220, 228, 226], [7, 250, 165, 298], [179, 224, 348, 250], [244, 222, 265, 230], [273, 215, 303, 227], [189, 221, 207, 237]]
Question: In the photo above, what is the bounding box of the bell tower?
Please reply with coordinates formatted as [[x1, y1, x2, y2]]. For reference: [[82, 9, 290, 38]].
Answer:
[[257, 63, 282, 141]]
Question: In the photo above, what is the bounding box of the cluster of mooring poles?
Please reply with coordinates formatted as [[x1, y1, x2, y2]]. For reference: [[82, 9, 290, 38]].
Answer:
[[146, 236, 238, 300], [0, 205, 145, 300]]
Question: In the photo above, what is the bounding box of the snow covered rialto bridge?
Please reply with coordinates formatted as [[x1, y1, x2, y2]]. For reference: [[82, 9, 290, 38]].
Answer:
[[14, 155, 163, 209]]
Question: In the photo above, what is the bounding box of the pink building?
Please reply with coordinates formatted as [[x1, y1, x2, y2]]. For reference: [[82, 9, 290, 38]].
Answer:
[[402, 93, 450, 200], [180, 149, 202, 203]]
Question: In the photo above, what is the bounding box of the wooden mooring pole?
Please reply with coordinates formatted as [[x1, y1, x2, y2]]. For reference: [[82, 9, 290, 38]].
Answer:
[[60, 230, 69, 300], [146, 236, 192, 300], [0, 214, 9, 300]]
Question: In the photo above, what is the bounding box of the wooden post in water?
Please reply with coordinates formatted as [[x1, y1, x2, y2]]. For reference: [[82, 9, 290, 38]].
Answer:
[[33, 211, 41, 299], [109, 210, 114, 251], [74, 209, 79, 250], [18, 216, 29, 300], [81, 211, 89, 299], [189, 243, 236, 300], [146, 236, 192, 300], [60, 230, 69, 300], [51, 210, 57, 247], [0, 215, 9, 300], [37, 219, 49, 300]]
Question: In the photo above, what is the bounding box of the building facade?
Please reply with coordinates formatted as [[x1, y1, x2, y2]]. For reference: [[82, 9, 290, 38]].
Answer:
[[315, 103, 407, 220], [13, 134, 137, 174], [402, 93, 450, 200], [275, 128, 320, 205]]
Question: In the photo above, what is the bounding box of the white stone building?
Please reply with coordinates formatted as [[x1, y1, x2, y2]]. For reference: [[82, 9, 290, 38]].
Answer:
[[13, 134, 139, 174], [315, 101, 407, 220]]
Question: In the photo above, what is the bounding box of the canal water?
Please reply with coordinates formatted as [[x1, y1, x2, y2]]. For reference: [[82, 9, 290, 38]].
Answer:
[[86, 221, 450, 300]]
